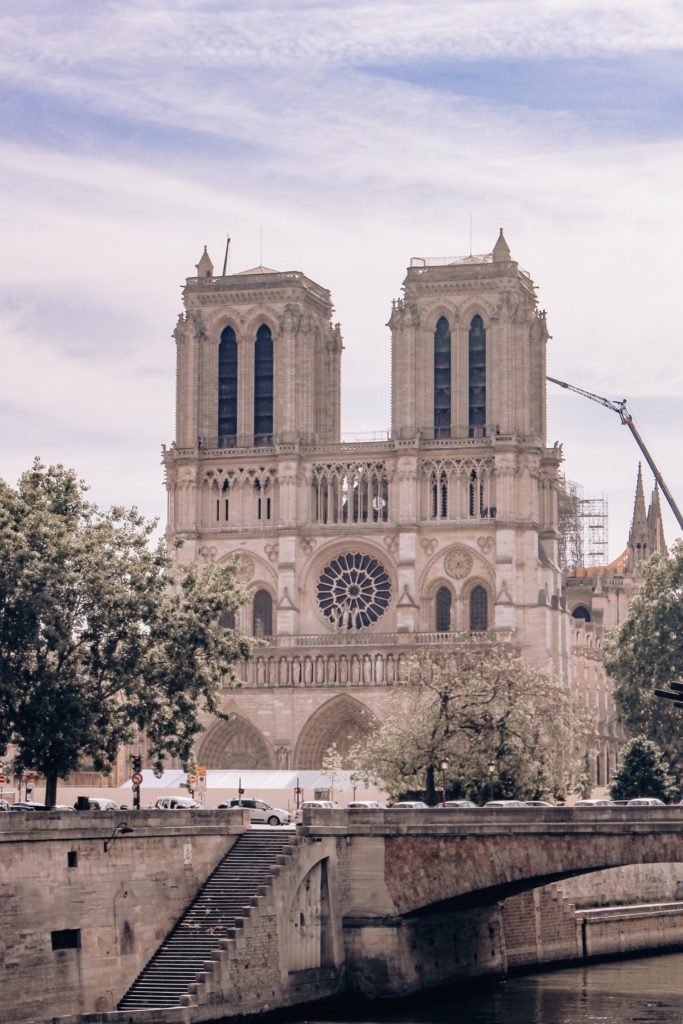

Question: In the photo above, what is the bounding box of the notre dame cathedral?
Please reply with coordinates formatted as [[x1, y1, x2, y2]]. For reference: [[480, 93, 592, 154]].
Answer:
[[162, 231, 666, 786]]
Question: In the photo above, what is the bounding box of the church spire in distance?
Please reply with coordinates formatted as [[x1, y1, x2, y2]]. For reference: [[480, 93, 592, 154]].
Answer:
[[627, 463, 650, 572], [492, 228, 511, 262]]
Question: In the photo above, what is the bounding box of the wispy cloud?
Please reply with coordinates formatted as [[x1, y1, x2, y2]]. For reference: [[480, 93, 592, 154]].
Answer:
[[0, 0, 681, 554]]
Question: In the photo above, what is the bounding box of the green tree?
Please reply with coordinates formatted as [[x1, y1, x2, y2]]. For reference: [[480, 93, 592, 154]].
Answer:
[[574, 752, 594, 800], [349, 646, 592, 804], [605, 541, 683, 778], [0, 459, 252, 806], [610, 736, 678, 802], [320, 743, 345, 801]]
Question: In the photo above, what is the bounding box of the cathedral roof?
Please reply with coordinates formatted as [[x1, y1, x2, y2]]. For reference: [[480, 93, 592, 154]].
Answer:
[[235, 265, 280, 275]]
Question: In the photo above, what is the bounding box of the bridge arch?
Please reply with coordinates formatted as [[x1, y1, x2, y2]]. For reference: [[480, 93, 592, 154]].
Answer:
[[294, 694, 379, 769], [196, 714, 276, 769]]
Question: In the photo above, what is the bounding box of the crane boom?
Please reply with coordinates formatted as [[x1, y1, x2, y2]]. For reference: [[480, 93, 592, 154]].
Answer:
[[547, 375, 683, 532]]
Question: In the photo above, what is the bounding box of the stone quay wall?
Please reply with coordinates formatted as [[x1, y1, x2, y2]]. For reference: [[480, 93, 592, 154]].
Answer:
[[0, 809, 249, 1023]]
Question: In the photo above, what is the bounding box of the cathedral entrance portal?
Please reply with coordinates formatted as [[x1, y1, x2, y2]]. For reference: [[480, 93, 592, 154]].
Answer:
[[293, 694, 378, 769], [196, 715, 276, 769]]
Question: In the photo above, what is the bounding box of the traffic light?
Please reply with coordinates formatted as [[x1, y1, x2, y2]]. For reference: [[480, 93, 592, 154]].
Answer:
[[131, 753, 142, 772]]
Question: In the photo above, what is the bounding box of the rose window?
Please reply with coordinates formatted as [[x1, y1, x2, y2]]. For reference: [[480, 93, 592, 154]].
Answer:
[[317, 553, 391, 631]]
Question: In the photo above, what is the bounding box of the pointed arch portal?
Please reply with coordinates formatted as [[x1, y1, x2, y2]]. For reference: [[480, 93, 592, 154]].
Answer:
[[294, 695, 379, 769], [196, 715, 275, 770]]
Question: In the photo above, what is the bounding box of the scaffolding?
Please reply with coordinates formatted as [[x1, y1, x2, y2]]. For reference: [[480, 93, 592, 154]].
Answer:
[[557, 477, 609, 571]]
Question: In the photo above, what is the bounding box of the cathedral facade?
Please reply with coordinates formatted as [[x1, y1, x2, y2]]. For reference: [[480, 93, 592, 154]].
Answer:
[[162, 231, 663, 785]]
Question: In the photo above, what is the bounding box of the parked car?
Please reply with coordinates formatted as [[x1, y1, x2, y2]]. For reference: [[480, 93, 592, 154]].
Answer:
[[151, 796, 201, 810], [293, 800, 338, 822], [627, 797, 665, 806], [389, 801, 429, 809], [9, 801, 48, 811], [436, 800, 479, 809], [574, 799, 614, 807], [347, 800, 386, 809], [483, 800, 528, 808], [77, 797, 120, 811], [219, 798, 290, 825], [524, 800, 554, 807], [0, 799, 10, 812]]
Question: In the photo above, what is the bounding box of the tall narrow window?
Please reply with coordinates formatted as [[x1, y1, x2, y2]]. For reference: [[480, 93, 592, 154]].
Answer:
[[253, 589, 273, 638], [254, 324, 273, 445], [218, 326, 238, 446], [468, 315, 486, 436], [436, 587, 452, 633], [433, 317, 451, 438], [469, 585, 488, 632]]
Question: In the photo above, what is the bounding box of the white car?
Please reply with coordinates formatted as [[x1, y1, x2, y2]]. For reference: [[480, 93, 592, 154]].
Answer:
[[220, 798, 291, 825], [347, 800, 386, 809], [389, 801, 429, 809], [82, 797, 120, 811], [294, 800, 338, 821], [627, 797, 665, 806], [151, 796, 201, 809], [574, 799, 614, 807]]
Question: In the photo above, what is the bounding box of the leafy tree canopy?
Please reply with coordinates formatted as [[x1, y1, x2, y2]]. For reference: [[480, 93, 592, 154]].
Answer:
[[0, 459, 252, 805], [604, 541, 683, 777], [609, 735, 678, 803], [349, 646, 593, 804]]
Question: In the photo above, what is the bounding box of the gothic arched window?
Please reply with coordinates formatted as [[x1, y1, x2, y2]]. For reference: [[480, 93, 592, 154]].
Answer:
[[435, 587, 451, 633], [572, 605, 591, 623], [468, 315, 486, 436], [469, 585, 488, 632], [253, 589, 273, 638], [434, 316, 451, 439], [254, 323, 273, 445], [218, 326, 238, 446]]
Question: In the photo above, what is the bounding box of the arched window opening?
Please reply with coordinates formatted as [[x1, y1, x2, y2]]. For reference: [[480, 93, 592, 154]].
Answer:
[[254, 323, 273, 446], [469, 585, 488, 632], [572, 605, 591, 623], [218, 609, 236, 629], [254, 479, 271, 521], [469, 469, 484, 518], [218, 326, 238, 446], [434, 316, 451, 439], [253, 589, 273, 638], [430, 471, 448, 519], [468, 315, 486, 437], [436, 587, 452, 633]]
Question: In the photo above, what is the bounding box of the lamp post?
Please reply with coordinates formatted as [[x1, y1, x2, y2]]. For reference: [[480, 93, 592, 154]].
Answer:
[[487, 760, 496, 803], [103, 823, 133, 854], [440, 758, 449, 806]]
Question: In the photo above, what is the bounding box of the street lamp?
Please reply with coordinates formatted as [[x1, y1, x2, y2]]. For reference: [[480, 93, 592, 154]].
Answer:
[[487, 760, 496, 802], [103, 823, 133, 854], [440, 758, 449, 806]]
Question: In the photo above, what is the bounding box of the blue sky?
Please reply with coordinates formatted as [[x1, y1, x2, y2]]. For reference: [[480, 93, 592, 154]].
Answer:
[[1, 0, 682, 556]]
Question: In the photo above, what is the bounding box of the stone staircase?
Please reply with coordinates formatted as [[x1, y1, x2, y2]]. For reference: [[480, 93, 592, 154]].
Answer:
[[118, 829, 296, 1011]]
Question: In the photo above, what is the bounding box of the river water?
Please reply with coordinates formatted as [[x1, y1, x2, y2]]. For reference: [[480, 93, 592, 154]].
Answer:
[[304, 951, 683, 1024]]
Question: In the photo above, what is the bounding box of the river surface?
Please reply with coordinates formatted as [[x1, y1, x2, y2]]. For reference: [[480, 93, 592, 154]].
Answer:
[[303, 951, 683, 1024]]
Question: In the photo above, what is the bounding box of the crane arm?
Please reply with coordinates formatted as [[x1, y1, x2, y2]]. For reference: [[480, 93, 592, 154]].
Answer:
[[547, 375, 683, 532], [546, 375, 630, 423]]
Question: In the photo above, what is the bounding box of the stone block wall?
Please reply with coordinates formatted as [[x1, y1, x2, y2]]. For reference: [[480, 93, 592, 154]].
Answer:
[[0, 809, 248, 1022]]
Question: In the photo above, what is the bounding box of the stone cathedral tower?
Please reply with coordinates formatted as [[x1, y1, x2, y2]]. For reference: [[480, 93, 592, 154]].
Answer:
[[164, 232, 615, 777]]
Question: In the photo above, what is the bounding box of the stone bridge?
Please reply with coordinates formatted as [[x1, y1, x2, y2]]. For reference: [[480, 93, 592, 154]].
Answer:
[[5, 806, 683, 1023], [299, 805, 683, 997]]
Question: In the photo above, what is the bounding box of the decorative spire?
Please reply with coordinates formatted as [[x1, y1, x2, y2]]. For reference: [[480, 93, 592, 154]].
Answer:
[[627, 463, 650, 573], [195, 245, 214, 278], [492, 228, 511, 262], [647, 483, 668, 558]]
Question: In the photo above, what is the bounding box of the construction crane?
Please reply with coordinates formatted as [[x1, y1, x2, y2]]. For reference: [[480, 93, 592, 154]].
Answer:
[[547, 376, 683, 532]]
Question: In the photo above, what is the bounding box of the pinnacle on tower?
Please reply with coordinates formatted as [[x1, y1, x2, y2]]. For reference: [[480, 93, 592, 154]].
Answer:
[[627, 463, 650, 572], [647, 483, 668, 557], [195, 245, 214, 278], [492, 228, 511, 262]]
